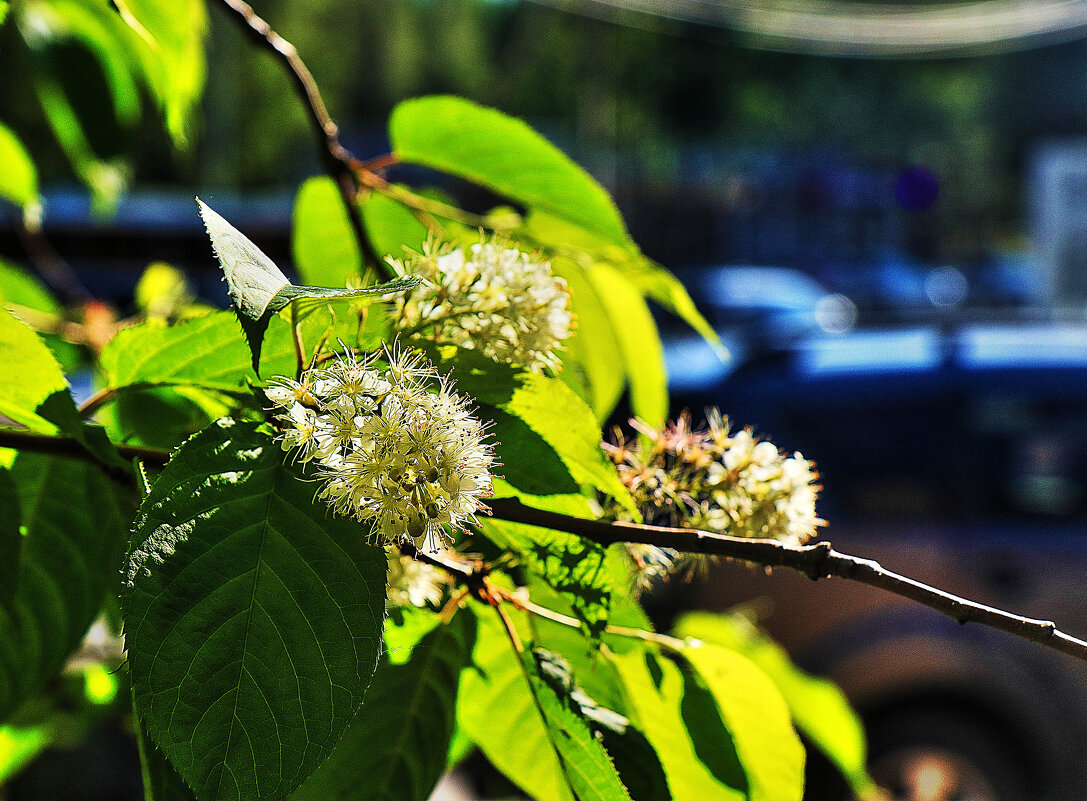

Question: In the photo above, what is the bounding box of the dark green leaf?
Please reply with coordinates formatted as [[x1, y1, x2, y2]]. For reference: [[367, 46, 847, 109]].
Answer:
[[291, 612, 477, 801], [389, 96, 630, 247], [0, 469, 20, 611], [122, 419, 387, 801], [611, 650, 745, 801], [134, 698, 198, 801], [292, 176, 362, 287], [0, 454, 129, 721], [677, 642, 805, 801], [674, 612, 874, 796]]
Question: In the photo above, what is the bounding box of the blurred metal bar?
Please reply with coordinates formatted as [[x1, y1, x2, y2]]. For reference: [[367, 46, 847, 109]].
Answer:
[[528, 0, 1087, 55]]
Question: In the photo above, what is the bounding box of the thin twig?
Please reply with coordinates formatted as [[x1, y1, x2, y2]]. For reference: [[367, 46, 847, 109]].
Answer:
[[213, 0, 386, 275], [485, 496, 1087, 663], [5, 427, 1087, 664]]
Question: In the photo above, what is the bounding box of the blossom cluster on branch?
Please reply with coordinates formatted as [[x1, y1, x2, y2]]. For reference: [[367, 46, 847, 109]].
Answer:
[[603, 410, 824, 588], [388, 235, 573, 373], [266, 345, 494, 551]]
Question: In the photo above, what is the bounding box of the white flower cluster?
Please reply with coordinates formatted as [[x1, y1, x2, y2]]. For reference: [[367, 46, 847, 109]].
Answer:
[[388, 236, 573, 372], [604, 410, 823, 588], [690, 425, 822, 547], [266, 346, 494, 551]]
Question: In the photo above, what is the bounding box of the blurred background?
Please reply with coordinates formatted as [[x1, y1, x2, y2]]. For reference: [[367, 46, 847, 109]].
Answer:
[[11, 1, 1087, 800]]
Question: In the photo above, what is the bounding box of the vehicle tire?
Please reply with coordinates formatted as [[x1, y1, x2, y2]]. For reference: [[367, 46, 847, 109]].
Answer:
[[865, 707, 1032, 801]]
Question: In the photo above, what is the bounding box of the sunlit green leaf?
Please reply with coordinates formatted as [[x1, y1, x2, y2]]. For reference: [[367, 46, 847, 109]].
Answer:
[[123, 419, 388, 801], [114, 0, 206, 145], [0, 123, 38, 216], [675, 612, 875, 796], [678, 642, 805, 801], [458, 606, 572, 801], [611, 649, 745, 801], [390, 96, 630, 247], [360, 190, 431, 261], [0, 721, 54, 783], [587, 263, 667, 426], [292, 176, 362, 287], [522, 648, 632, 801]]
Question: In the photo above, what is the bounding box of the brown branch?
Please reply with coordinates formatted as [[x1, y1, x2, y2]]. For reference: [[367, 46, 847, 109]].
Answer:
[[0, 429, 171, 468], [5, 427, 1086, 664], [486, 496, 1087, 663], [213, 0, 386, 275]]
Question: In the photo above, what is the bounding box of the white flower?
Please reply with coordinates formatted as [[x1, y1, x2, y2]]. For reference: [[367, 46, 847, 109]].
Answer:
[[267, 345, 494, 551], [386, 550, 447, 608], [388, 236, 573, 372]]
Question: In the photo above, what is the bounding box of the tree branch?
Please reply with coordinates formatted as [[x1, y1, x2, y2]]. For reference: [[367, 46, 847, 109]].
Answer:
[[0, 429, 171, 467], [486, 496, 1087, 663], [212, 0, 386, 274], [5, 427, 1086, 664]]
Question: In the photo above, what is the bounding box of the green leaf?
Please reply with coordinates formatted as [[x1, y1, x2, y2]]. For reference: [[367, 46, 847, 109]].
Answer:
[[522, 648, 632, 801], [135, 699, 198, 801], [551, 257, 624, 421], [678, 642, 805, 801], [0, 258, 81, 370], [292, 176, 362, 287], [674, 612, 875, 796], [458, 606, 572, 801], [360, 190, 430, 260], [291, 611, 477, 801], [389, 96, 630, 247], [0, 721, 54, 783], [199, 199, 416, 371], [483, 495, 612, 643], [114, 0, 206, 146], [611, 649, 745, 801], [0, 453, 129, 721], [122, 419, 388, 801], [101, 305, 390, 393], [612, 256, 726, 364], [0, 123, 38, 216], [433, 349, 630, 507], [0, 308, 69, 433], [587, 263, 667, 426], [101, 386, 227, 451]]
